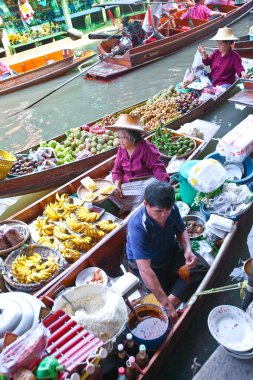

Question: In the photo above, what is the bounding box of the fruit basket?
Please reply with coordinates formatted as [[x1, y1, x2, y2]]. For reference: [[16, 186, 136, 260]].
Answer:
[[152, 128, 197, 160], [77, 178, 115, 204], [0, 220, 30, 257], [0, 150, 16, 181], [3, 244, 66, 292]]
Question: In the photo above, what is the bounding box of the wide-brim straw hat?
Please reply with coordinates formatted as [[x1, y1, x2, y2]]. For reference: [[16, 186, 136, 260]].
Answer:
[[107, 114, 147, 134], [210, 27, 239, 41]]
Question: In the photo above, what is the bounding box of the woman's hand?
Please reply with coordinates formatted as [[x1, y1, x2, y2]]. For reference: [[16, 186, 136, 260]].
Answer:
[[241, 71, 250, 79], [115, 186, 123, 199], [198, 45, 207, 59]]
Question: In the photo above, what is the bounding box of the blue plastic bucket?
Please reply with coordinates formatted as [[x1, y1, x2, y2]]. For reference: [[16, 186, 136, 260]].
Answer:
[[205, 152, 253, 185], [128, 304, 169, 350]]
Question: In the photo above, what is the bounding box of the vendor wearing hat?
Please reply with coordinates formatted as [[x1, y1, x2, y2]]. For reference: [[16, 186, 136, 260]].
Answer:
[[198, 27, 248, 88], [106, 114, 169, 211]]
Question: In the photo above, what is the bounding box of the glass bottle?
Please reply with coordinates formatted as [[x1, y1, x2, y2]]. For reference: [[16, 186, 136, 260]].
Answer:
[[125, 356, 138, 380], [117, 343, 128, 368], [124, 333, 138, 357], [117, 367, 126, 380], [135, 344, 149, 369]]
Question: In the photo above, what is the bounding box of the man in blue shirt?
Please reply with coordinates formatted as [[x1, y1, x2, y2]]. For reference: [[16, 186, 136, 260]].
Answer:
[[127, 181, 209, 321]]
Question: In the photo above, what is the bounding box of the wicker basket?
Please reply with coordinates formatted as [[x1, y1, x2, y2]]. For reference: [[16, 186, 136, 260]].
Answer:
[[0, 220, 30, 257], [3, 244, 66, 292], [0, 150, 16, 181]]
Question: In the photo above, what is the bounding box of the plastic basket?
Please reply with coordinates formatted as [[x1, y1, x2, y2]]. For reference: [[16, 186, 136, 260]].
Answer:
[[0, 150, 16, 181]]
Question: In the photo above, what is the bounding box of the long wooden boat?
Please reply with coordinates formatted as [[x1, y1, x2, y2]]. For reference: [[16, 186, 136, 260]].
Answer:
[[85, 1, 253, 80], [6, 119, 222, 292], [0, 49, 96, 95], [0, 81, 240, 198], [6, 125, 247, 379]]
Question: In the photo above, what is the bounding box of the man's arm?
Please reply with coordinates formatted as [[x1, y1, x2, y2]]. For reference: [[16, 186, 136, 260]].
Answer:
[[176, 229, 197, 268], [136, 259, 178, 320]]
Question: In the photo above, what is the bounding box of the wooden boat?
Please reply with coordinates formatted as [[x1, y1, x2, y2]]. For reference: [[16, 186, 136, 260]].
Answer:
[[228, 79, 253, 107], [0, 81, 239, 198], [0, 49, 96, 95], [6, 124, 248, 379], [5, 120, 217, 296], [85, 1, 253, 80]]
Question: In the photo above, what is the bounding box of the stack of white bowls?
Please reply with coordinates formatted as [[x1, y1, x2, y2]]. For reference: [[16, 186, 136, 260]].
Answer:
[[208, 305, 253, 359]]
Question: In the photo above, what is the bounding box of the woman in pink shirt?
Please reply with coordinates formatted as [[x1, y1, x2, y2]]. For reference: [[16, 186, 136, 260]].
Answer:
[[181, 0, 225, 21], [105, 114, 169, 213], [110, 114, 169, 199], [0, 60, 13, 80], [198, 27, 247, 88]]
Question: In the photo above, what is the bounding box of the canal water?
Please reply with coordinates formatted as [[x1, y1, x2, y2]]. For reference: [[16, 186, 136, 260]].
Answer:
[[1, 13, 253, 380]]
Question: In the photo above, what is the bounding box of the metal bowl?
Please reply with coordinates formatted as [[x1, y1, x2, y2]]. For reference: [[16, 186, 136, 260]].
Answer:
[[183, 214, 206, 239]]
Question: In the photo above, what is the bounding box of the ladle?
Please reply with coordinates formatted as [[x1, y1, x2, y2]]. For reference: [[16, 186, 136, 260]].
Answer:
[[124, 298, 142, 322], [62, 294, 78, 314]]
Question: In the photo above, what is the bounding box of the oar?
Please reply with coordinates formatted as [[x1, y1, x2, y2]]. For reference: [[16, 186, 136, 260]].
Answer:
[[7, 56, 99, 119]]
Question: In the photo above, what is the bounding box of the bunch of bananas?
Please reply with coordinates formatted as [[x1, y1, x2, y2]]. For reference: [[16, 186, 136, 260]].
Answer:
[[54, 225, 75, 241], [44, 203, 69, 222], [96, 220, 119, 232], [60, 248, 81, 263], [76, 207, 100, 222], [85, 224, 105, 239], [38, 236, 56, 249], [12, 252, 59, 284], [63, 236, 93, 251], [65, 215, 85, 233]]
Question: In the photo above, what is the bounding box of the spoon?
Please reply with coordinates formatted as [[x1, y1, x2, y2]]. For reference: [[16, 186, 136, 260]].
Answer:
[[124, 298, 142, 322], [62, 294, 78, 314]]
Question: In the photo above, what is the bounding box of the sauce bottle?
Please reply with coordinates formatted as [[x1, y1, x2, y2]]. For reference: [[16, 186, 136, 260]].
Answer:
[[135, 344, 149, 369], [117, 367, 126, 380], [117, 343, 128, 368], [125, 357, 138, 380], [124, 333, 138, 357]]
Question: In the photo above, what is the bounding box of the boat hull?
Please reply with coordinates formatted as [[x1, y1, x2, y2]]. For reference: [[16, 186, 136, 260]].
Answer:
[[86, 1, 253, 80], [0, 50, 95, 95]]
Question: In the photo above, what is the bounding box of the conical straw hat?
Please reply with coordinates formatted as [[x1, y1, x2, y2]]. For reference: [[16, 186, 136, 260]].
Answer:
[[210, 27, 239, 41], [107, 114, 147, 134]]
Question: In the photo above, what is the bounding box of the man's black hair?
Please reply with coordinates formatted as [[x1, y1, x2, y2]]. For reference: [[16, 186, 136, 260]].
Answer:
[[144, 180, 175, 209]]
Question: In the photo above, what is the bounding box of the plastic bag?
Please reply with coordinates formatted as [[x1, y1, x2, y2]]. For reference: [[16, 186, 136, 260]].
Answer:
[[216, 115, 253, 162], [191, 50, 204, 71], [0, 324, 50, 376]]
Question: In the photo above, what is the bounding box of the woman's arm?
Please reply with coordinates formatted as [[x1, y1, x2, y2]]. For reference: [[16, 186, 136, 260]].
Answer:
[[111, 149, 124, 198], [145, 142, 169, 181]]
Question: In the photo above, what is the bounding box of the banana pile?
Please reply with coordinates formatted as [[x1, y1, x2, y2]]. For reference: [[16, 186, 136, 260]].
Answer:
[[12, 252, 59, 284], [33, 193, 119, 263]]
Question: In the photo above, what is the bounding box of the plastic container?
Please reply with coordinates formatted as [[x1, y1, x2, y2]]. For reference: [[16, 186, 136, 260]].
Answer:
[[171, 160, 199, 206], [249, 34, 253, 41], [200, 202, 240, 222], [175, 83, 192, 94], [205, 152, 253, 185], [188, 159, 227, 193]]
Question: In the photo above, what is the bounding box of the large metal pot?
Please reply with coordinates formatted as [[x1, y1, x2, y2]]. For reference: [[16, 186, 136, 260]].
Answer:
[[52, 284, 128, 353]]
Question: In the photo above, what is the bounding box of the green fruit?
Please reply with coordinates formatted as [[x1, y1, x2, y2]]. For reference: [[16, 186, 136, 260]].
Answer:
[[64, 154, 73, 161], [97, 138, 104, 145], [96, 144, 103, 151], [56, 152, 65, 159], [64, 140, 71, 147], [40, 141, 48, 147], [91, 147, 97, 154], [91, 141, 97, 148], [48, 140, 57, 148], [107, 141, 113, 146]]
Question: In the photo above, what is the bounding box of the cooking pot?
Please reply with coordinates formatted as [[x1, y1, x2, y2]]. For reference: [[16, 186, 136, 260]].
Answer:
[[243, 258, 253, 277], [172, 160, 199, 206], [52, 284, 128, 353], [128, 304, 170, 350]]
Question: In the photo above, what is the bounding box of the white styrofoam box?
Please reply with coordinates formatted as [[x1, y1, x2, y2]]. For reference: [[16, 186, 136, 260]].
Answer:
[[208, 214, 234, 232], [111, 272, 139, 296], [205, 224, 227, 239]]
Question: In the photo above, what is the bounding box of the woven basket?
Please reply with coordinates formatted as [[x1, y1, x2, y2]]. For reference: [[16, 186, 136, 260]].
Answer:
[[0, 150, 16, 181], [3, 244, 66, 293], [77, 178, 115, 204], [0, 220, 30, 257]]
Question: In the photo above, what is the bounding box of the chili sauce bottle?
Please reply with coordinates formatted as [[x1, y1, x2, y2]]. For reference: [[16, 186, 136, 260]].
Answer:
[[135, 345, 149, 369]]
